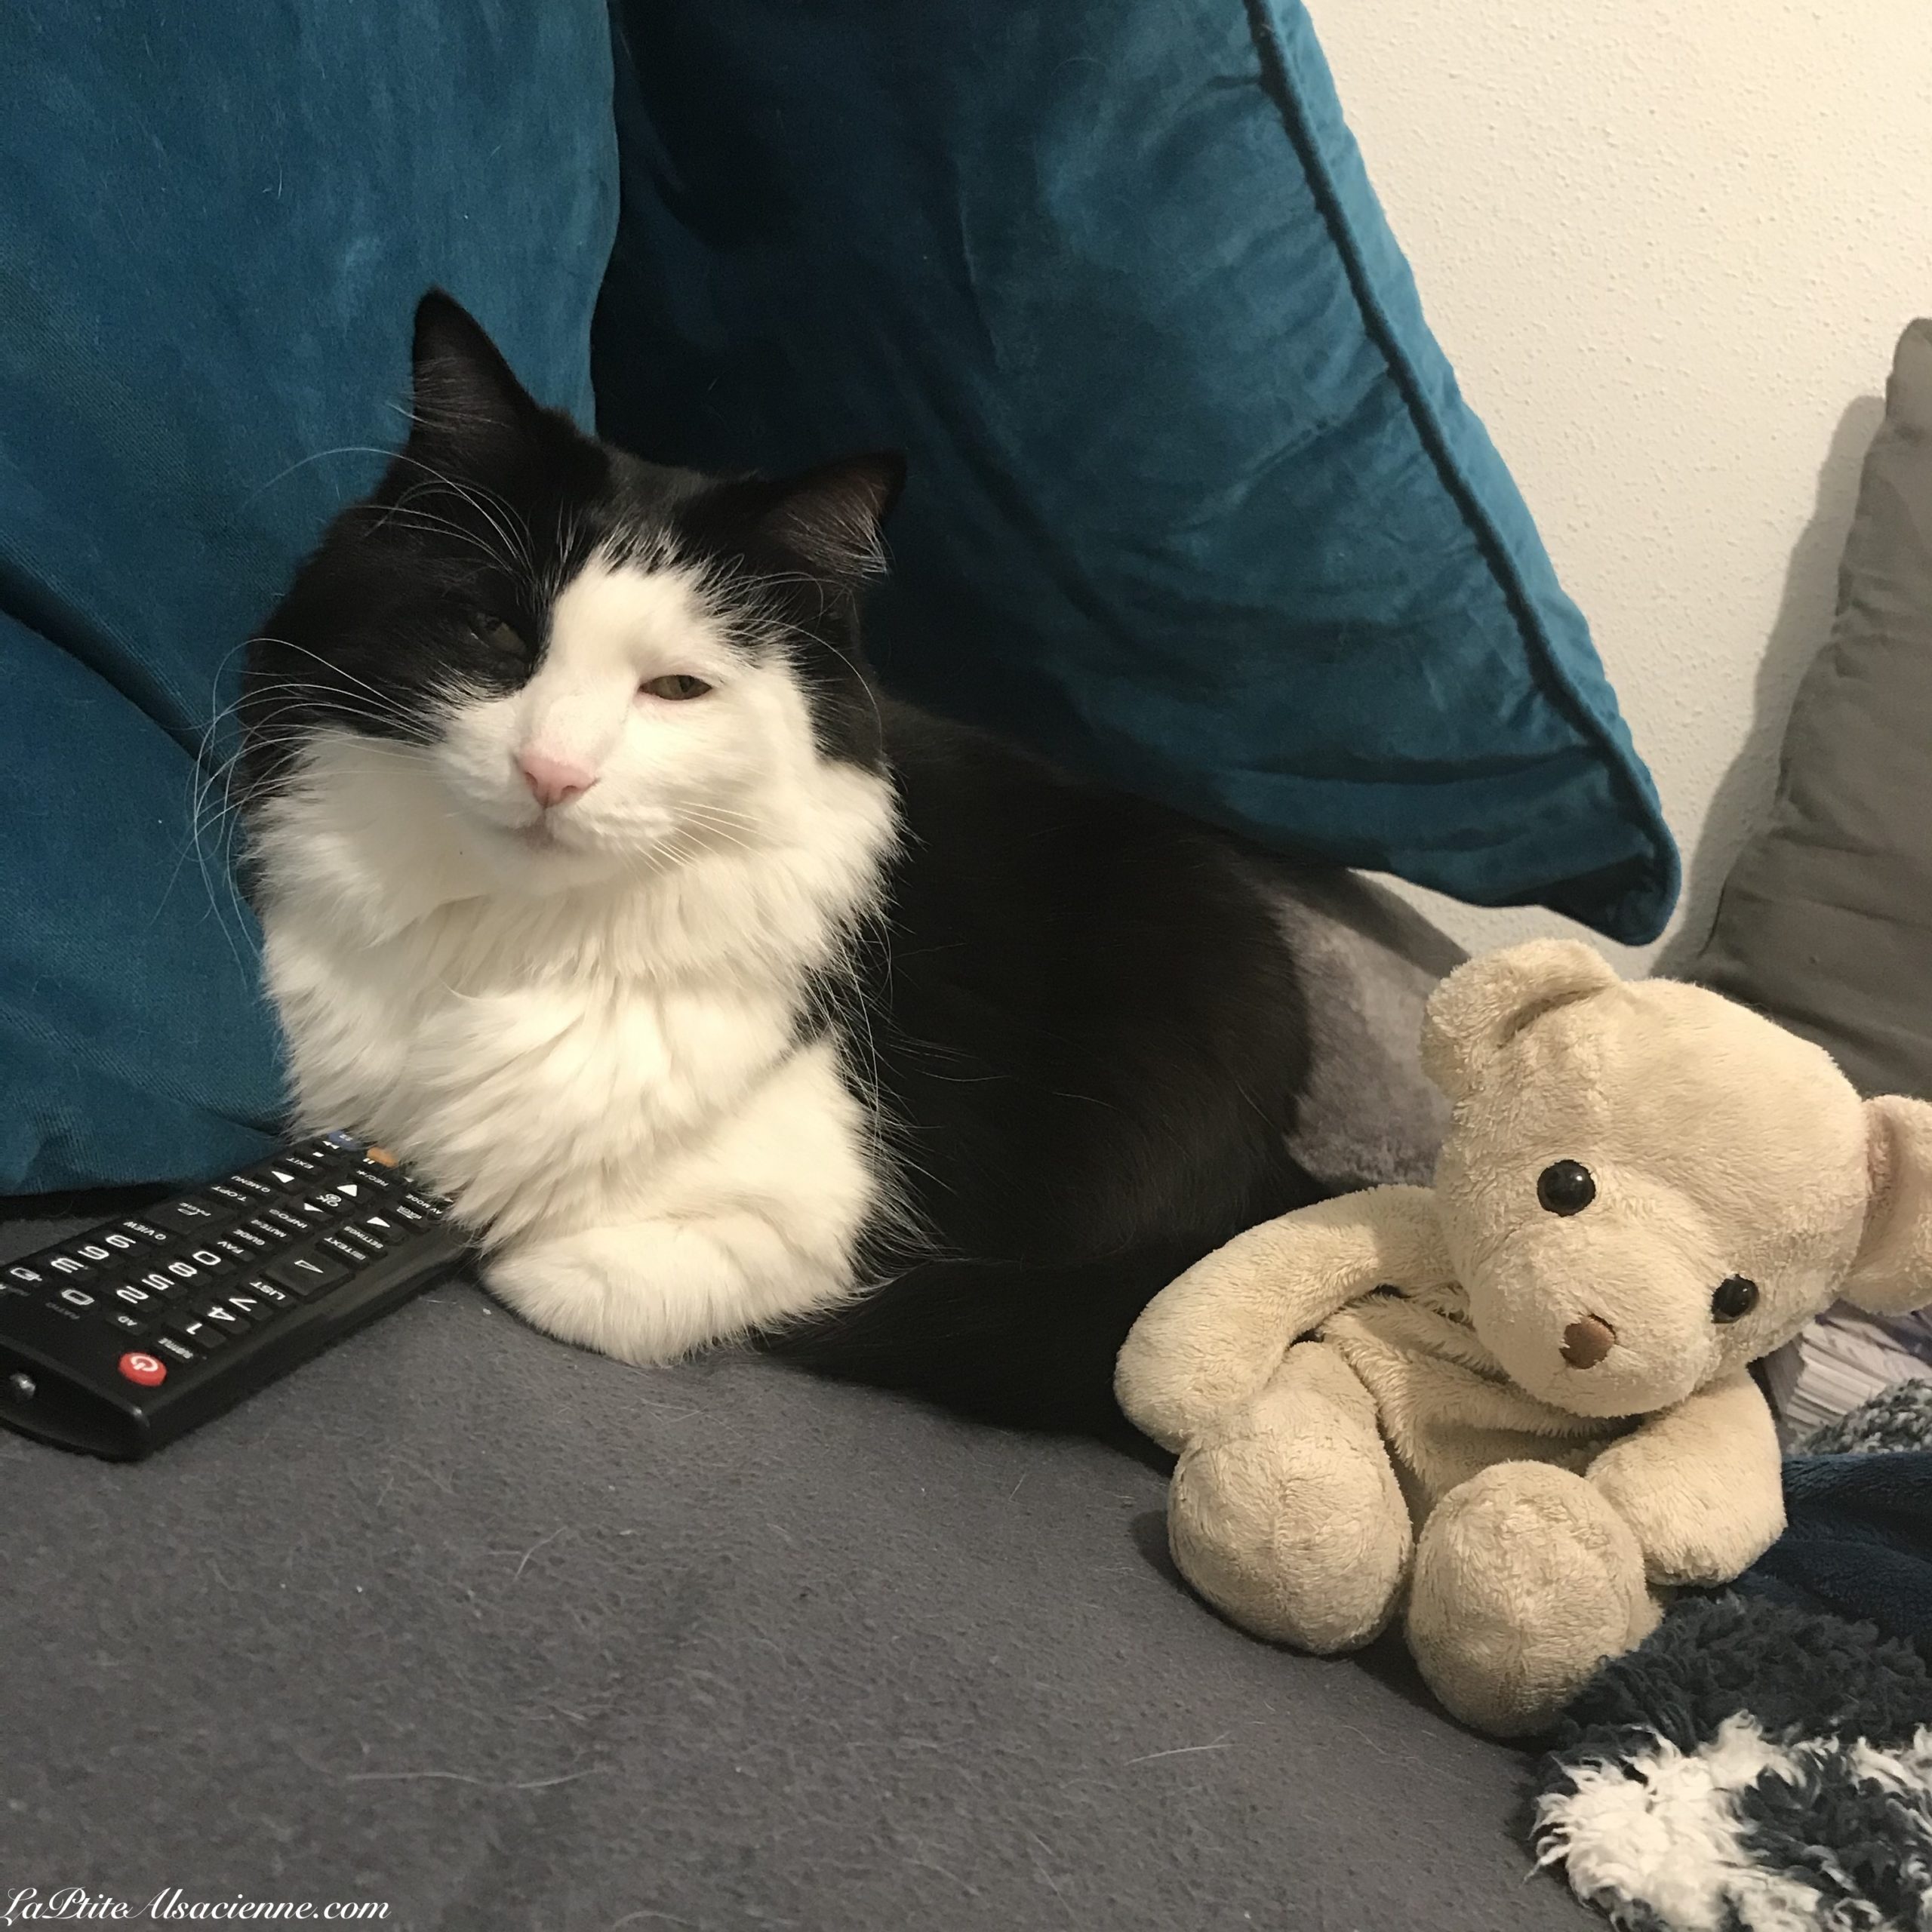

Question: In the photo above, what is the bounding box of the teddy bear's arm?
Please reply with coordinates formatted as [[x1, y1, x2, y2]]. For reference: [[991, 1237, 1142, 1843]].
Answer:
[[1586, 1371, 1785, 1586], [1114, 1185, 1451, 1451]]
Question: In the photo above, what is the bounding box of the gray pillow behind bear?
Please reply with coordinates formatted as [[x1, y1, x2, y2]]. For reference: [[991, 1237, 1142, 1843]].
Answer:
[[1693, 321, 1932, 1097]]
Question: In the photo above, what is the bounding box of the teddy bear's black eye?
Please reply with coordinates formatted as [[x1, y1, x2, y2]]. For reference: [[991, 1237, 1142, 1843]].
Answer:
[[1537, 1160, 1596, 1215], [1712, 1275, 1759, 1324]]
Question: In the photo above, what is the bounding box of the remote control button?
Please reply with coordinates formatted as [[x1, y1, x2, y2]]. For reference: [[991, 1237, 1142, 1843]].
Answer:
[[73, 1239, 118, 1266], [388, 1201, 426, 1226], [207, 1180, 264, 1211], [349, 1165, 397, 1195], [150, 1334, 198, 1365], [319, 1232, 375, 1268], [97, 1229, 142, 1257], [45, 1252, 94, 1279], [107, 1310, 149, 1336], [198, 1300, 252, 1335], [113, 1283, 159, 1308], [5, 1263, 45, 1287], [278, 1152, 326, 1179], [119, 1217, 174, 1247], [263, 1207, 310, 1238], [241, 1275, 294, 1309], [56, 1286, 97, 1309], [353, 1215, 394, 1251], [151, 1198, 232, 1235], [249, 1162, 306, 1193], [220, 1223, 273, 1256], [134, 1268, 184, 1300], [118, 1351, 167, 1387], [266, 1247, 349, 1294], [165, 1311, 226, 1351], [243, 1215, 292, 1246], [402, 1193, 447, 1220], [186, 1245, 234, 1277], [226, 1287, 268, 1322]]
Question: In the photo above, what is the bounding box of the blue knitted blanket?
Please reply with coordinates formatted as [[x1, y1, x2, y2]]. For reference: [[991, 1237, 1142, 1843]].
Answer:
[[1532, 1383, 1932, 1931]]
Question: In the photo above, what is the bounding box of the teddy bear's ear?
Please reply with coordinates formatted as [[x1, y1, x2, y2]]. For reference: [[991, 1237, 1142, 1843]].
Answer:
[[1419, 940, 1621, 1103], [1843, 1094, 1932, 1315]]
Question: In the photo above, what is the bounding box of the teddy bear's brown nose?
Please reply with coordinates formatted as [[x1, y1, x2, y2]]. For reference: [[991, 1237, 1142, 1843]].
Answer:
[[1561, 1315, 1617, 1369]]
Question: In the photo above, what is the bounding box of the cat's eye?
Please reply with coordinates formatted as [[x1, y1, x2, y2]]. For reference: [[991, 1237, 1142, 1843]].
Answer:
[[1712, 1275, 1759, 1324], [471, 614, 528, 660], [1537, 1160, 1595, 1215], [640, 674, 712, 701]]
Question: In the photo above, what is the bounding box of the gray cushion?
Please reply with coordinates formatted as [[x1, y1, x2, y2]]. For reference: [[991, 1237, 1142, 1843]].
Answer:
[[1694, 321, 1932, 1097], [2, 1207, 1588, 1928]]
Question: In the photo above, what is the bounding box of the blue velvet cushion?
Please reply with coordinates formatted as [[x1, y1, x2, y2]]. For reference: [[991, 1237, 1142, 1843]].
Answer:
[[0, 2, 617, 1190], [3, 0, 1672, 1194], [594, 1, 1677, 944]]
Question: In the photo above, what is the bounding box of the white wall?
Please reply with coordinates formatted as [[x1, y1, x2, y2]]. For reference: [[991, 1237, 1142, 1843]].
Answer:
[[1307, 0, 1932, 969]]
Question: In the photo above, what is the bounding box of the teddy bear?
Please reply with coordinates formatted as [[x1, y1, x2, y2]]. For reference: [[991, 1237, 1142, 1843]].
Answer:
[[1114, 939, 1932, 1736]]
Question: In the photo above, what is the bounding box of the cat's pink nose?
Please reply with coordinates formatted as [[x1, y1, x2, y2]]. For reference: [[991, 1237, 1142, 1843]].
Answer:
[[518, 751, 597, 810]]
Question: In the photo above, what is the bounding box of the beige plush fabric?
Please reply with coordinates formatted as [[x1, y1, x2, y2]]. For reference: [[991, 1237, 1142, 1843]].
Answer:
[[1118, 940, 1932, 1737], [1321, 1281, 1630, 1511]]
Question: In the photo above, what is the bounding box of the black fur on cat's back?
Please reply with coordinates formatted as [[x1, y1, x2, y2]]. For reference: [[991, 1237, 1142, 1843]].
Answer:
[[767, 697, 1327, 1434]]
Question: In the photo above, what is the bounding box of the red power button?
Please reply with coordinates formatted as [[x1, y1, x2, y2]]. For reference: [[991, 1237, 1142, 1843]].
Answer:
[[118, 1351, 167, 1388]]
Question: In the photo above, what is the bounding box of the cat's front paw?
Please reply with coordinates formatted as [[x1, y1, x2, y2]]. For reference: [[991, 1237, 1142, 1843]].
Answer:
[[486, 1216, 849, 1365]]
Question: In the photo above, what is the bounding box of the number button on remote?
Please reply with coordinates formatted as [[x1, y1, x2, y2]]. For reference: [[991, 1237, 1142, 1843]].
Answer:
[[165, 1311, 227, 1351]]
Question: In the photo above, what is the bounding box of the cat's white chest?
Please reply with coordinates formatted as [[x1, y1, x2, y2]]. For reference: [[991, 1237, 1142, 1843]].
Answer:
[[263, 900, 838, 1242], [250, 726, 897, 1361]]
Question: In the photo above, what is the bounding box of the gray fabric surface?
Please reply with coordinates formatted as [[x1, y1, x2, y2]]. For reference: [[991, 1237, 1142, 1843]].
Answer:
[[1694, 319, 1932, 1097], [1271, 869, 1464, 1194], [1, 1207, 1588, 1930]]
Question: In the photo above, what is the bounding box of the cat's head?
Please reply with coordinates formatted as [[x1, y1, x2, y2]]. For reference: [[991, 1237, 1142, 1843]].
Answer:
[[241, 291, 902, 896]]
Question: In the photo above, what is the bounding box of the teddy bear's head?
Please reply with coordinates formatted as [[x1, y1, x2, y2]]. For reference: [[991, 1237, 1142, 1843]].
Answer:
[[1420, 940, 1932, 1418]]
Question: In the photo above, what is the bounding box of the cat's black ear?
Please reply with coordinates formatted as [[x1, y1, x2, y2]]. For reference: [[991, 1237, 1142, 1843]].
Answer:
[[408, 291, 540, 454], [755, 453, 906, 582]]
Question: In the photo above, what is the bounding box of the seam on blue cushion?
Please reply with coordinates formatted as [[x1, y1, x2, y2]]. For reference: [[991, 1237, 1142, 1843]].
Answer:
[[0, 572, 203, 761], [1241, 0, 1678, 942]]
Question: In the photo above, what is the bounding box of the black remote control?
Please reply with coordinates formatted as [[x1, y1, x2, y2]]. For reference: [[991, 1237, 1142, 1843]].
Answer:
[[0, 1132, 468, 1459]]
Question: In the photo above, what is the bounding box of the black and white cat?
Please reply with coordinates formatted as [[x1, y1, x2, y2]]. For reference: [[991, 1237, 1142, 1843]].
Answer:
[[239, 293, 1455, 1430]]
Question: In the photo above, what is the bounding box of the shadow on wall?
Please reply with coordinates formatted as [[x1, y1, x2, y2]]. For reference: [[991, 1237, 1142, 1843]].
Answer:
[[1656, 395, 1887, 977]]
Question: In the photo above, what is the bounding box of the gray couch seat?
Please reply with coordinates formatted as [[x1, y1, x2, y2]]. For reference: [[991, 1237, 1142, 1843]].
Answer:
[[2, 1221, 1591, 1930]]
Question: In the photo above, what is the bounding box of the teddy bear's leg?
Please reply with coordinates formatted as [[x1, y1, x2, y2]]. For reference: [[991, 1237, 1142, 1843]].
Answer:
[[1405, 1461, 1661, 1737], [1168, 1341, 1411, 1652]]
